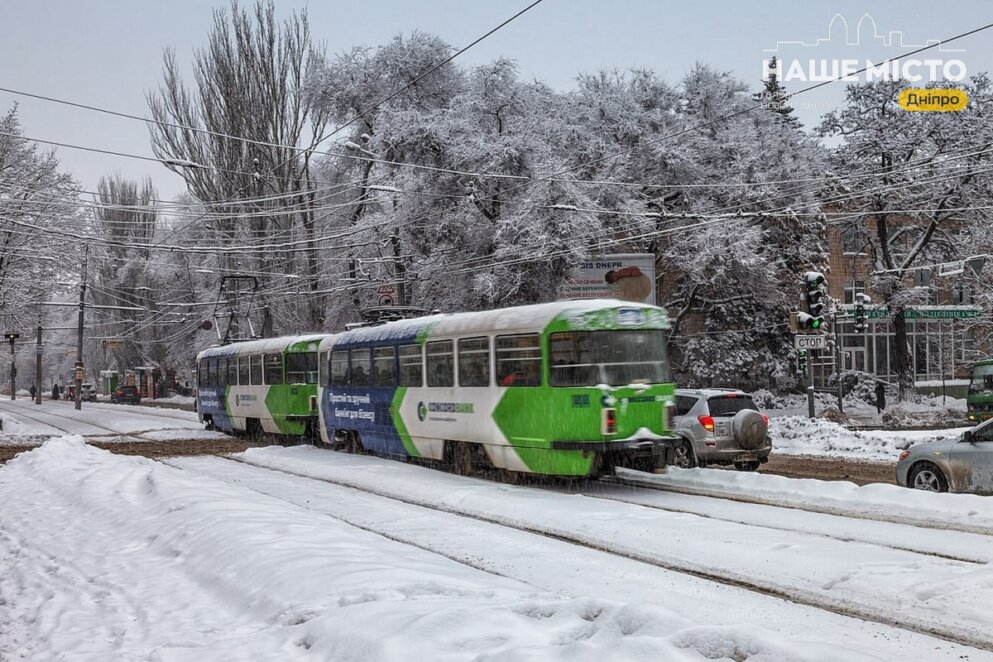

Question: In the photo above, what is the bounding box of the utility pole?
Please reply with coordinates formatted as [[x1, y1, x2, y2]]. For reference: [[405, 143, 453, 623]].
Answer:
[[74, 245, 89, 411], [5, 333, 18, 400], [833, 310, 843, 414], [35, 318, 42, 405]]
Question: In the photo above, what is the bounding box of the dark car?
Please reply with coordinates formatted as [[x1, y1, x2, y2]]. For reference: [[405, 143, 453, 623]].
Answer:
[[111, 384, 141, 405]]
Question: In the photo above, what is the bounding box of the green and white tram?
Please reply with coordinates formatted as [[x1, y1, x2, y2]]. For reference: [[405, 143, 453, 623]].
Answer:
[[318, 299, 678, 477], [196, 334, 325, 437]]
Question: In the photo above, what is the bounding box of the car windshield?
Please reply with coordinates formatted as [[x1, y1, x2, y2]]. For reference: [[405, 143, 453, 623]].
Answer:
[[707, 395, 758, 417], [549, 329, 671, 387], [969, 364, 993, 393]]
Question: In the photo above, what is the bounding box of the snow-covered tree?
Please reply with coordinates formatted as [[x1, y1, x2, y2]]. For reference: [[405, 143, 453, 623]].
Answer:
[[819, 77, 993, 400], [148, 0, 328, 334], [0, 105, 80, 331]]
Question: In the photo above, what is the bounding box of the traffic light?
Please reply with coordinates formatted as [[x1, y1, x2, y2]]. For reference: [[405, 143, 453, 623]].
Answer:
[[853, 293, 871, 332], [802, 271, 827, 330], [796, 349, 807, 373], [795, 312, 824, 330]]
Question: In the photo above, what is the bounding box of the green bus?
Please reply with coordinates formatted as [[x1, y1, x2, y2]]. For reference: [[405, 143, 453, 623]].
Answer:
[[967, 359, 993, 423]]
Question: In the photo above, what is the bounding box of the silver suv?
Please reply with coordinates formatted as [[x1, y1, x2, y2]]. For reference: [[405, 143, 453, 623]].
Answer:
[[670, 389, 771, 471]]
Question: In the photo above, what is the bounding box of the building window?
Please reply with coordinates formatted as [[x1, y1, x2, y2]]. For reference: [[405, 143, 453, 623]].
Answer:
[[844, 281, 865, 305], [842, 224, 869, 255], [954, 282, 972, 305]]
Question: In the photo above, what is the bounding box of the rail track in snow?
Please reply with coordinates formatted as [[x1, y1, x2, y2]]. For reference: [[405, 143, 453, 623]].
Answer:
[[166, 452, 993, 654]]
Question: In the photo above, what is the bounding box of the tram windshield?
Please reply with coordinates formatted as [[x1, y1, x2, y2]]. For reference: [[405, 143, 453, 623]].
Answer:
[[549, 329, 671, 387]]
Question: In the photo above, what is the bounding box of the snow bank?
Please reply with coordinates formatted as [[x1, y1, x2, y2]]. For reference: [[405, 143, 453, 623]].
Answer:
[[770, 416, 970, 460], [0, 438, 842, 661], [621, 466, 993, 533]]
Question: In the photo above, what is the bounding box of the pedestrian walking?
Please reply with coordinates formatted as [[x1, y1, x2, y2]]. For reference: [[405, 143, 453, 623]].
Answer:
[[51, 383, 60, 400], [874, 381, 886, 414], [29, 384, 36, 399]]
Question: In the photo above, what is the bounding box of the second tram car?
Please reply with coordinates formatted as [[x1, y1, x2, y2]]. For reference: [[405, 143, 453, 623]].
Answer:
[[196, 335, 324, 437]]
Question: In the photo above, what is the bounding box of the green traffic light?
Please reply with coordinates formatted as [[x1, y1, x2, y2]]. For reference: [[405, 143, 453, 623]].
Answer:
[[810, 318, 822, 329]]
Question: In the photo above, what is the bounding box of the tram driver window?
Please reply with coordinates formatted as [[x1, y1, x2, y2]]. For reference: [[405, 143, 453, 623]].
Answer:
[[495, 334, 541, 387]]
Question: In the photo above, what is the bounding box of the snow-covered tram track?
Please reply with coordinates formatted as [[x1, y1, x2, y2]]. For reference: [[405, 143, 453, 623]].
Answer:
[[171, 451, 993, 654], [609, 470, 993, 537], [0, 403, 188, 441], [553, 482, 993, 565]]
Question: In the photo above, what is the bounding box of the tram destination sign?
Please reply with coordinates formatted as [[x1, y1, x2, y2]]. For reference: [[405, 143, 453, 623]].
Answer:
[[794, 335, 826, 350]]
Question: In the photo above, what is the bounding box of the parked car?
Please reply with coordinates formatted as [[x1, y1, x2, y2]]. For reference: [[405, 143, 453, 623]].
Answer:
[[670, 388, 771, 471], [79, 382, 97, 402], [110, 384, 141, 405], [896, 418, 993, 494]]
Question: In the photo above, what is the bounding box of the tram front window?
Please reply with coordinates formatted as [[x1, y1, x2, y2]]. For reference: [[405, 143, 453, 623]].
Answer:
[[550, 330, 670, 387]]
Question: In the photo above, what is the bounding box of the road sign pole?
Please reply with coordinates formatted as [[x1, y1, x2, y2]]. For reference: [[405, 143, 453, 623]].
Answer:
[[807, 357, 815, 419]]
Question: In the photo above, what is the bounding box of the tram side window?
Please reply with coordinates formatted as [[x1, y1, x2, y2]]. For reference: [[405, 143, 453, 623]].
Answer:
[[549, 332, 597, 387], [286, 352, 318, 384], [330, 351, 349, 387], [227, 358, 238, 386], [210, 360, 219, 387], [495, 334, 542, 387], [398, 344, 423, 387], [426, 340, 454, 387], [350, 349, 371, 387], [264, 354, 283, 385], [373, 347, 395, 387], [198, 362, 207, 387], [318, 351, 328, 387], [250, 355, 262, 385], [458, 337, 490, 387], [238, 356, 250, 385]]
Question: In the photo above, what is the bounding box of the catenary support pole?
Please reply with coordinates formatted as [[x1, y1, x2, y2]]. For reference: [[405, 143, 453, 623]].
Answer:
[[74, 246, 88, 411], [35, 320, 42, 405]]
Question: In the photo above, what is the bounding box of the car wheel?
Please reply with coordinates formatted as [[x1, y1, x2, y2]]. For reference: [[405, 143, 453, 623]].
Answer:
[[670, 439, 697, 469], [733, 460, 760, 472], [909, 462, 948, 493]]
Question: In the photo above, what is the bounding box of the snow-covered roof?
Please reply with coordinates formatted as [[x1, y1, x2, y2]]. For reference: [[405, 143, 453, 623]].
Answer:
[[196, 334, 328, 361], [322, 299, 669, 350]]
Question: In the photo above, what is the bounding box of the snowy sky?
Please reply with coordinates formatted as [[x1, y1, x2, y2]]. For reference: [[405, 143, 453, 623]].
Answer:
[[2, 0, 992, 201]]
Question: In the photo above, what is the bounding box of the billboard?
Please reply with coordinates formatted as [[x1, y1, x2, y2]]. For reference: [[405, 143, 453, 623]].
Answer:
[[558, 253, 656, 304]]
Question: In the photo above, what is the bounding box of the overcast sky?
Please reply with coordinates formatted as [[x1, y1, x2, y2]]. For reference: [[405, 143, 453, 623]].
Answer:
[[2, 0, 991, 201]]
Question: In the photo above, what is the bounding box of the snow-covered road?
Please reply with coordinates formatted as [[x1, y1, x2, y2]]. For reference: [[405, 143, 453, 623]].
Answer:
[[0, 399, 224, 443], [4, 436, 993, 660]]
